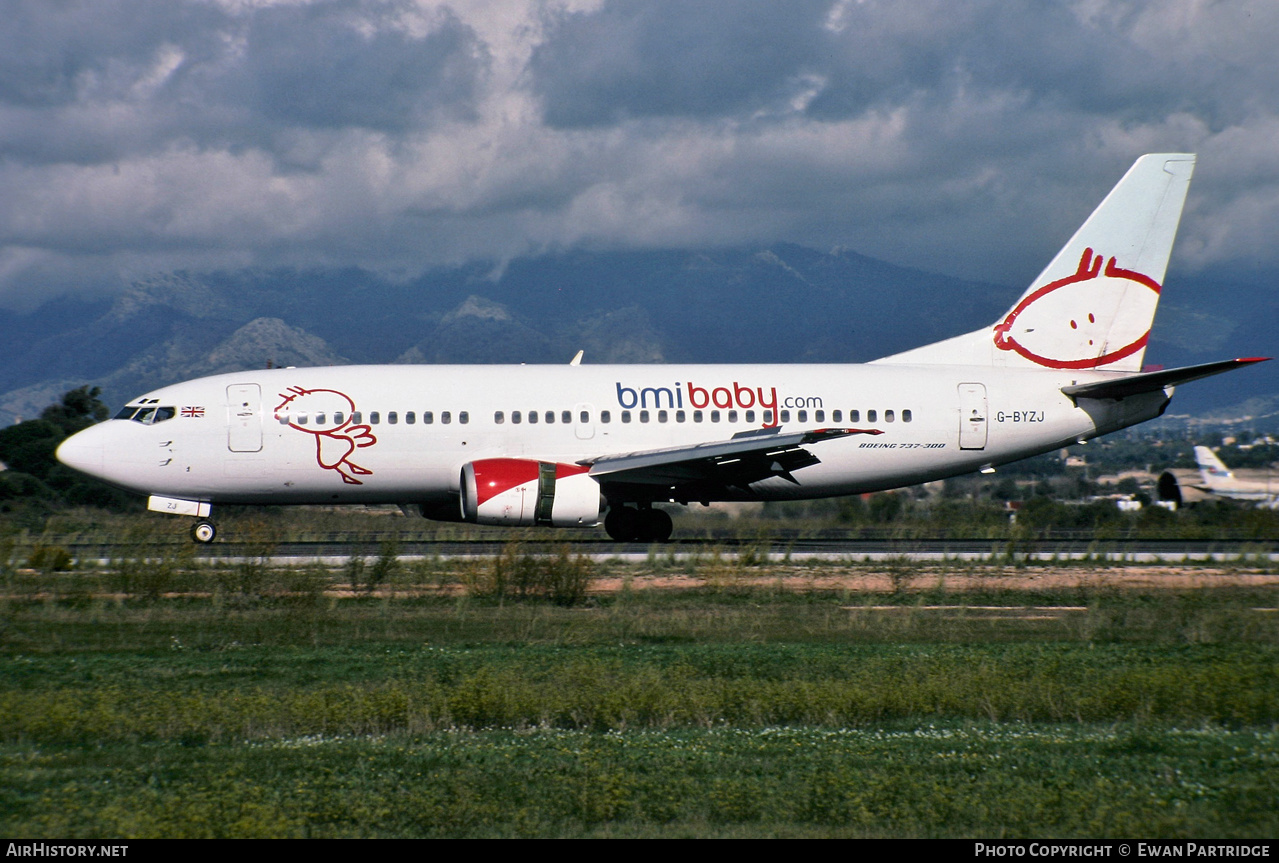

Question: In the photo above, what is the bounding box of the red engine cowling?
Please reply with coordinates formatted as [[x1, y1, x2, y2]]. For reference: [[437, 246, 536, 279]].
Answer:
[[460, 458, 602, 527]]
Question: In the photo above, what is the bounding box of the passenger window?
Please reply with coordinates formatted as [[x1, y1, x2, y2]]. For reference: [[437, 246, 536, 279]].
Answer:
[[798, 410, 807, 423], [561, 410, 572, 424], [388, 412, 398, 425], [423, 411, 433, 424], [903, 409, 912, 423], [580, 411, 589, 424], [296, 413, 308, 425], [763, 410, 772, 425], [442, 411, 452, 425], [640, 410, 650, 423], [278, 413, 290, 425], [512, 411, 522, 424], [621, 410, 631, 423], [545, 411, 555, 424], [694, 410, 704, 423], [459, 412, 468, 424], [406, 411, 415, 425], [352, 412, 363, 424], [885, 410, 894, 423], [528, 411, 538, 424], [369, 412, 380, 425], [676, 410, 686, 423], [728, 410, 738, 423], [601, 410, 611, 423], [314, 412, 326, 425], [334, 411, 344, 425], [494, 411, 504, 424], [658, 410, 668, 423], [711, 411, 720, 423], [868, 409, 877, 423], [745, 410, 755, 423], [849, 410, 859, 423], [780, 410, 790, 423], [815, 410, 825, 422], [832, 410, 842, 423]]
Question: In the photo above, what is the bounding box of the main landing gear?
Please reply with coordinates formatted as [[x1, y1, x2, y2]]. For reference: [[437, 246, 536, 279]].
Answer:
[[191, 519, 217, 544], [603, 505, 673, 543]]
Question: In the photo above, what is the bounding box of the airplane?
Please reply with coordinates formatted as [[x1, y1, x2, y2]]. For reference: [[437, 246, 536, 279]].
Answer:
[[56, 153, 1269, 543], [1157, 446, 1279, 508]]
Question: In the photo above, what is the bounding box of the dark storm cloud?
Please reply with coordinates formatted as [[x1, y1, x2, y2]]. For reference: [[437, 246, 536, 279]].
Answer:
[[219, 1, 486, 135], [531, 0, 1277, 132], [529, 0, 835, 127], [0, 0, 486, 165], [1, 0, 1278, 308], [0, 0, 221, 109], [526, 0, 1279, 280]]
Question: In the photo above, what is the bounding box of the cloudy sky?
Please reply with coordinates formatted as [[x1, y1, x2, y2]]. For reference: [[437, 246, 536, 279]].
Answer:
[[2, 0, 1278, 309]]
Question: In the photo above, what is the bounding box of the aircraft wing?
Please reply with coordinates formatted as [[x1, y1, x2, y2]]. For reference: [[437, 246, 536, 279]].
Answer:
[[1061, 357, 1270, 402], [579, 427, 882, 489]]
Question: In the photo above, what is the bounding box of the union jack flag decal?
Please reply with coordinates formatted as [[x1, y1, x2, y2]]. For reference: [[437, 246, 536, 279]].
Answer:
[[181, 406, 205, 418]]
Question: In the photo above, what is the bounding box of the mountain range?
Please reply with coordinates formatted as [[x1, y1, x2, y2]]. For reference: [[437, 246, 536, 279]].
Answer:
[[0, 244, 1274, 427]]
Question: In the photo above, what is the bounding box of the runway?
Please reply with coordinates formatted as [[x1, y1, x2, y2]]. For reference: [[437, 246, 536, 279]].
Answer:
[[63, 537, 1279, 565]]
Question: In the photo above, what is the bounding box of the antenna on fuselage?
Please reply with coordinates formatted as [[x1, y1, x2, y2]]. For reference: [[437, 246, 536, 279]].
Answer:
[[569, 350, 584, 366]]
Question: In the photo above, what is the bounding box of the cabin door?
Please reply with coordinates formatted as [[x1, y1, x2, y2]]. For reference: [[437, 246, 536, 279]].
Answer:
[[227, 384, 263, 453], [958, 383, 988, 450]]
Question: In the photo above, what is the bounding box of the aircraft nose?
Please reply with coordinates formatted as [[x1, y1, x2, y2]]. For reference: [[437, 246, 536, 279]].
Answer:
[[56, 427, 105, 476]]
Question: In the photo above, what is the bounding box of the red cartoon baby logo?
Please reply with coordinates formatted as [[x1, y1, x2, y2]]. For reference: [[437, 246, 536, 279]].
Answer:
[[993, 248, 1161, 370], [274, 386, 377, 485]]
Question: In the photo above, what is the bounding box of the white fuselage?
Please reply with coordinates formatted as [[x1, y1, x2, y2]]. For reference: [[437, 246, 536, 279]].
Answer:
[[1197, 475, 1279, 507], [60, 362, 1170, 511]]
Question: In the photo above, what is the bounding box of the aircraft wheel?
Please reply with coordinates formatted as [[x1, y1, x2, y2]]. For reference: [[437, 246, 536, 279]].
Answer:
[[604, 506, 639, 542], [191, 520, 217, 544], [641, 508, 673, 542]]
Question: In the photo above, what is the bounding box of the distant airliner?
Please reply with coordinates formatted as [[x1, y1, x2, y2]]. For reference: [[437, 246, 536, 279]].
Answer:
[[57, 154, 1267, 542], [1158, 446, 1278, 509]]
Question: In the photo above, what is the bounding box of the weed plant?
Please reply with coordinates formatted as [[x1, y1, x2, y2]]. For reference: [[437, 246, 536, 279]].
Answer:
[[467, 544, 594, 606]]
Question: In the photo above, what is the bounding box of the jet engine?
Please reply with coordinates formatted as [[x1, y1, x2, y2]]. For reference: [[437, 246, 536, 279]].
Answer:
[[1157, 471, 1183, 507], [460, 458, 603, 527]]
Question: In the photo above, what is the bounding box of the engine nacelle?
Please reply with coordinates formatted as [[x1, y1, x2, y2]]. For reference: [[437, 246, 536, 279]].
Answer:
[[1157, 471, 1183, 507], [460, 458, 602, 527]]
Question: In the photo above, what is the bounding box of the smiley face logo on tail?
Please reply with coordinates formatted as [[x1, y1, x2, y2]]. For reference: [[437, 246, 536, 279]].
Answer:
[[993, 248, 1161, 370], [274, 386, 377, 484]]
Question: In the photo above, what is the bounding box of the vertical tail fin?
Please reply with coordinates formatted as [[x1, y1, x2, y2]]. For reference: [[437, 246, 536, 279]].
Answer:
[[875, 154, 1196, 369], [1195, 445, 1235, 486]]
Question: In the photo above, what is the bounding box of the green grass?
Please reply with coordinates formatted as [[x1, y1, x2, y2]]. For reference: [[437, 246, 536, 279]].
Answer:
[[2, 642, 1277, 741], [3, 725, 1275, 838], [1, 556, 1277, 838]]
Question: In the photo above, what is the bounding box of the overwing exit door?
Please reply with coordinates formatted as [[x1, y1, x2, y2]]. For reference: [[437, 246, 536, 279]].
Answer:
[[573, 403, 596, 440]]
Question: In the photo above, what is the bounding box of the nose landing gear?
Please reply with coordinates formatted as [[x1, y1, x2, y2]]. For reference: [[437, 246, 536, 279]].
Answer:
[[191, 520, 217, 544]]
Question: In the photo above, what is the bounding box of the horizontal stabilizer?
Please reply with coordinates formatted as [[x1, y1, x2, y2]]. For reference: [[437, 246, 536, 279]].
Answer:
[[1060, 357, 1270, 401]]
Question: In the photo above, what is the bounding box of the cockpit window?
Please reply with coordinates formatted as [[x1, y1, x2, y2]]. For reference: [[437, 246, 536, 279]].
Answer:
[[117, 405, 176, 425]]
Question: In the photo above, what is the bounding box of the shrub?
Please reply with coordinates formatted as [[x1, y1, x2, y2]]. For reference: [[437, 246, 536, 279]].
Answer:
[[27, 544, 72, 572], [475, 544, 595, 606]]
